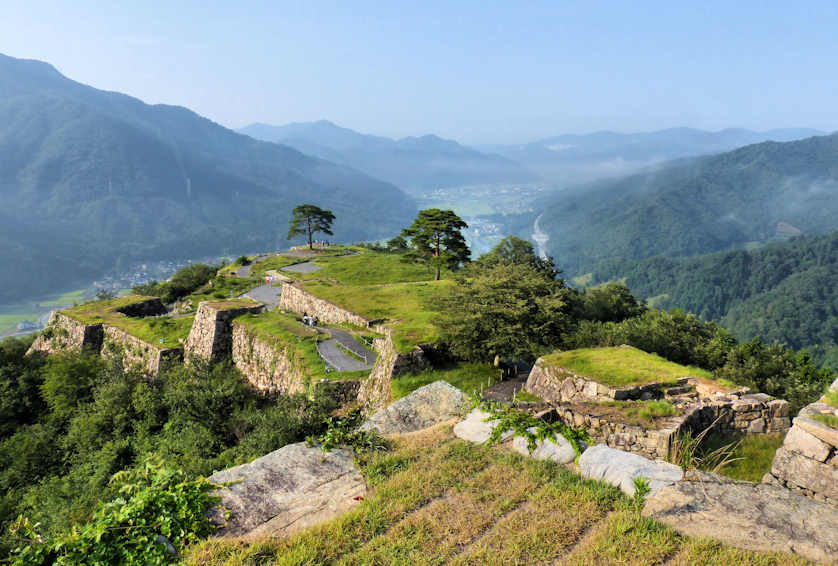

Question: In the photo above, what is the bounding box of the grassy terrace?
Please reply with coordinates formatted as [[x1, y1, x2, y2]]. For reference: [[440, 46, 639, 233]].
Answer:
[[62, 296, 194, 347], [234, 310, 369, 382], [543, 346, 713, 387], [187, 424, 812, 566]]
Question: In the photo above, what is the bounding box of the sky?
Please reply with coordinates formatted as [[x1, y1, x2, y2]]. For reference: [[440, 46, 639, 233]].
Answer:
[[2, 1, 837, 145]]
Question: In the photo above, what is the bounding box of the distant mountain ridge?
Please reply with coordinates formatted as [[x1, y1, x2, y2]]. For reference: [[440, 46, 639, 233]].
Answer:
[[537, 132, 838, 276], [484, 126, 826, 185], [0, 54, 416, 303], [238, 120, 539, 192]]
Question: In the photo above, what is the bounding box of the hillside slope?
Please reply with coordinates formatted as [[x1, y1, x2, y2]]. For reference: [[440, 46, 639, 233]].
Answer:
[[239, 120, 538, 192], [596, 232, 838, 367], [0, 54, 416, 303], [538, 132, 838, 276]]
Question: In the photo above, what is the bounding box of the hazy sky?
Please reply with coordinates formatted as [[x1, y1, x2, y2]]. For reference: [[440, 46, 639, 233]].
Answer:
[[2, 1, 837, 144]]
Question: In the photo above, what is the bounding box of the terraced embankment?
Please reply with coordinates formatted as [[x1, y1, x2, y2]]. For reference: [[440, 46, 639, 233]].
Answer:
[[187, 424, 815, 566]]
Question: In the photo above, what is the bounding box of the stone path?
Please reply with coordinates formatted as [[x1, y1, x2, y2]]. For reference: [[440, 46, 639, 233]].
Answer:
[[316, 327, 376, 372], [282, 261, 322, 274], [236, 254, 271, 278]]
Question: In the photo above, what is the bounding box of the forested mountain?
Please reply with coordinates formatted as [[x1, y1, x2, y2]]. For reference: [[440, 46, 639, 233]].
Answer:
[[238, 120, 538, 193], [585, 232, 838, 368], [0, 54, 416, 303], [484, 127, 824, 185], [538, 133, 838, 276]]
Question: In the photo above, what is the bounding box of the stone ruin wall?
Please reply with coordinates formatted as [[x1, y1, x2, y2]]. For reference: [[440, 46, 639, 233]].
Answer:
[[357, 326, 397, 410], [528, 355, 791, 460], [230, 322, 307, 395], [768, 379, 838, 504], [184, 302, 265, 362], [278, 284, 369, 327], [101, 325, 183, 377], [26, 312, 103, 356]]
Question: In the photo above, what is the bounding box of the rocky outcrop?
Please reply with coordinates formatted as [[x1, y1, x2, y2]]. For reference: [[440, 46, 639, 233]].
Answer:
[[644, 471, 838, 564], [101, 325, 182, 377], [278, 284, 370, 327], [231, 322, 307, 395], [512, 427, 577, 464], [578, 444, 683, 496], [767, 379, 838, 504], [26, 311, 103, 356], [208, 442, 366, 541], [184, 301, 264, 361], [453, 409, 513, 444], [361, 380, 470, 434]]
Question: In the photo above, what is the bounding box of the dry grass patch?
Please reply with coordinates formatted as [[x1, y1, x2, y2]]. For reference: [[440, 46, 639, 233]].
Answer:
[[666, 538, 816, 566]]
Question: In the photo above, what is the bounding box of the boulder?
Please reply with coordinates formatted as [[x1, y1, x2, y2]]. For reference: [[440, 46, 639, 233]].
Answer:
[[512, 427, 577, 464], [453, 409, 513, 444], [361, 380, 470, 434], [578, 444, 683, 496], [644, 471, 838, 564], [770, 447, 838, 501], [783, 426, 832, 462], [208, 442, 366, 541]]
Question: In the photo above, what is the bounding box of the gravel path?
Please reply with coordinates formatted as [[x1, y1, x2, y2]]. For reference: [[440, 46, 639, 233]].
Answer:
[[236, 254, 271, 277], [282, 261, 322, 274], [242, 284, 282, 309], [315, 327, 376, 372]]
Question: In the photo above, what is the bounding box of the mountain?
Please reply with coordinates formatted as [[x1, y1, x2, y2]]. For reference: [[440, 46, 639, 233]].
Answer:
[[238, 120, 538, 193], [0, 54, 416, 303], [598, 232, 838, 368], [485, 127, 825, 186], [537, 132, 838, 276]]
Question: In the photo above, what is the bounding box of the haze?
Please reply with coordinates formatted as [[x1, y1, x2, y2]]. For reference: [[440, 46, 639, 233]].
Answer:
[[2, 0, 837, 144]]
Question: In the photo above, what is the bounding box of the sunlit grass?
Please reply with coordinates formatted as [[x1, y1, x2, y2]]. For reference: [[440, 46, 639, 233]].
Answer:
[[390, 362, 500, 399]]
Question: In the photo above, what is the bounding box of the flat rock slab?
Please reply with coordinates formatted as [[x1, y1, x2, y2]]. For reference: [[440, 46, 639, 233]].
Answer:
[[208, 442, 365, 541], [512, 426, 576, 464], [644, 472, 838, 564], [578, 444, 683, 496], [453, 409, 514, 444], [282, 262, 322, 273], [361, 380, 470, 434]]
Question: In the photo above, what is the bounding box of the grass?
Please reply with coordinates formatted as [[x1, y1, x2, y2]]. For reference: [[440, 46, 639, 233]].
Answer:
[[822, 389, 838, 407], [183, 277, 264, 309], [695, 432, 784, 483], [543, 346, 714, 387], [390, 362, 501, 399], [234, 310, 369, 382], [812, 413, 838, 429], [290, 249, 451, 286], [185, 424, 813, 566], [513, 390, 544, 403], [300, 279, 451, 352], [597, 399, 680, 426]]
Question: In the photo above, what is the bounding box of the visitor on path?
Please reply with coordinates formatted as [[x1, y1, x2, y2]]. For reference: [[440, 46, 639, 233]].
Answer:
[[303, 312, 310, 326]]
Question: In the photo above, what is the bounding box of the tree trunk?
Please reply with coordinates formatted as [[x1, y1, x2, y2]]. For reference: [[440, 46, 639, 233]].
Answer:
[[307, 217, 313, 250]]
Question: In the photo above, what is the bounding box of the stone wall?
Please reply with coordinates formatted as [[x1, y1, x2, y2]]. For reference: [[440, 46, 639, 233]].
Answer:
[[230, 322, 307, 395], [526, 358, 688, 403], [278, 284, 370, 327], [358, 326, 397, 410], [26, 312, 103, 356], [767, 379, 838, 504], [101, 325, 183, 377], [184, 301, 264, 361]]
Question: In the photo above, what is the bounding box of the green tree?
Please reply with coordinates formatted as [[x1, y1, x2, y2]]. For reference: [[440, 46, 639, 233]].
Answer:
[[287, 204, 336, 250], [476, 235, 560, 279], [436, 262, 574, 361], [401, 209, 470, 280]]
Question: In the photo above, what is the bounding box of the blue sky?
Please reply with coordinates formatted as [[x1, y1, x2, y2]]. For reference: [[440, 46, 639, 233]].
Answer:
[[2, 1, 837, 144]]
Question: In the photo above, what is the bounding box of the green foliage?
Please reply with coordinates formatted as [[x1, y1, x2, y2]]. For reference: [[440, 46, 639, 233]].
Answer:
[[401, 208, 470, 280], [0, 336, 46, 438], [287, 204, 336, 249], [132, 264, 217, 304], [813, 413, 838, 428], [308, 409, 390, 453], [8, 456, 218, 565], [574, 282, 647, 323], [475, 399, 591, 457], [631, 477, 651, 509], [436, 261, 574, 362], [693, 432, 784, 483], [390, 362, 500, 399], [823, 389, 838, 407], [476, 235, 560, 280]]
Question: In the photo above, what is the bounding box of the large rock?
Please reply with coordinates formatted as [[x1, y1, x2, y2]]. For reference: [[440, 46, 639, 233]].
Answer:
[[208, 442, 366, 541], [771, 446, 838, 501], [578, 444, 683, 496], [644, 471, 838, 564], [361, 380, 470, 434], [453, 409, 514, 444], [512, 427, 577, 464]]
